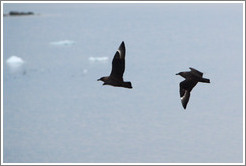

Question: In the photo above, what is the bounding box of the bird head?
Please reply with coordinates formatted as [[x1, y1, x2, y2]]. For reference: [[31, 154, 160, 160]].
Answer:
[[97, 77, 104, 81], [97, 76, 109, 82], [176, 72, 188, 79]]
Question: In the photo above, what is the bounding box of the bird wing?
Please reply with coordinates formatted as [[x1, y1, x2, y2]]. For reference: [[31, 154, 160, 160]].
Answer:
[[110, 42, 125, 80], [189, 67, 203, 77], [179, 79, 197, 109], [181, 90, 190, 109], [118, 41, 125, 59]]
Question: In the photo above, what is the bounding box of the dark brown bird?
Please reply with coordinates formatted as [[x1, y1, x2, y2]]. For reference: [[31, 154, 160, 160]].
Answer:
[[97, 41, 132, 89], [176, 67, 210, 109]]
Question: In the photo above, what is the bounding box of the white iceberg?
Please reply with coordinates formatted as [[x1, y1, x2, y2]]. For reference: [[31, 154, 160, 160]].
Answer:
[[88, 56, 109, 63], [49, 40, 75, 46], [6, 56, 25, 74]]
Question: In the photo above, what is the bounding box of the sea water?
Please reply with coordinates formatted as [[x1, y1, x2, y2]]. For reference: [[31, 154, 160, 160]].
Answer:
[[2, 3, 243, 163]]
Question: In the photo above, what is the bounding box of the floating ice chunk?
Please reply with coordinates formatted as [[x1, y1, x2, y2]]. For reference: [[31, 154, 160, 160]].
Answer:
[[83, 69, 88, 74], [6, 56, 24, 67], [6, 56, 25, 74], [88, 56, 109, 63], [50, 40, 75, 46]]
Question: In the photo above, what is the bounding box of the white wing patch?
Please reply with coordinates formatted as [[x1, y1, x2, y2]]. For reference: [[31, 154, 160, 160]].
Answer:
[[180, 90, 188, 100], [117, 50, 122, 58]]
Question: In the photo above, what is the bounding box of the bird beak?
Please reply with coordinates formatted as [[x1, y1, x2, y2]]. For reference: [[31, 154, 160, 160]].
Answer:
[[176, 73, 179, 75], [97, 79, 100, 81]]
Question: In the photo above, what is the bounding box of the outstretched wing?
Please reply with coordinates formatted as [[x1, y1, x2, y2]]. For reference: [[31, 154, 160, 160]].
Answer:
[[118, 41, 125, 59], [180, 90, 190, 109], [189, 67, 203, 77], [179, 79, 197, 109], [110, 41, 125, 80]]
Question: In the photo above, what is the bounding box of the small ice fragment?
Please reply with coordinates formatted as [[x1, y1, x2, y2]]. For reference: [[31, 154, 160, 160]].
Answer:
[[50, 40, 75, 46], [83, 69, 88, 74], [88, 56, 108, 62], [6, 56, 25, 73], [6, 56, 24, 67]]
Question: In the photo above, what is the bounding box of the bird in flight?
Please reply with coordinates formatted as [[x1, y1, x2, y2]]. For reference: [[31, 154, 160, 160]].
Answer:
[[176, 67, 210, 109], [97, 41, 132, 89]]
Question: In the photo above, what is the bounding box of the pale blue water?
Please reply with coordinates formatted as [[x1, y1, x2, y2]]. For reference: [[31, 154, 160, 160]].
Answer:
[[2, 3, 244, 163]]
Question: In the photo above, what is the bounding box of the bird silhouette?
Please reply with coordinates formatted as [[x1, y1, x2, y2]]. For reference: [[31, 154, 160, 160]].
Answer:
[[176, 67, 210, 109], [97, 41, 132, 89]]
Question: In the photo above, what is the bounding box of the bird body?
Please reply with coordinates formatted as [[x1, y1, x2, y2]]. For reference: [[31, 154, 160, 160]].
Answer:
[[98, 76, 132, 88], [176, 67, 210, 109], [98, 41, 132, 89]]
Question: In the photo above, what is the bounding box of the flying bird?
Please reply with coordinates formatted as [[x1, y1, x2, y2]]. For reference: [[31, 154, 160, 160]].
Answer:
[[176, 67, 210, 109], [97, 41, 132, 89]]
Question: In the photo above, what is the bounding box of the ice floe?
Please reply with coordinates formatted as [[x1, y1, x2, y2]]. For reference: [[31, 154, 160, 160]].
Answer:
[[49, 40, 75, 46], [6, 56, 25, 74], [88, 56, 108, 63]]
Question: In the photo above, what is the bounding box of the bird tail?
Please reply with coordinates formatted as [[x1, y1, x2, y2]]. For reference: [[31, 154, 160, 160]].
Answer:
[[200, 78, 210, 83], [122, 82, 133, 89]]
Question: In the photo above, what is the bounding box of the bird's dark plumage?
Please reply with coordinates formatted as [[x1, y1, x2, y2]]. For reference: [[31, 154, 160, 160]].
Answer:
[[97, 41, 132, 89], [176, 67, 210, 109]]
